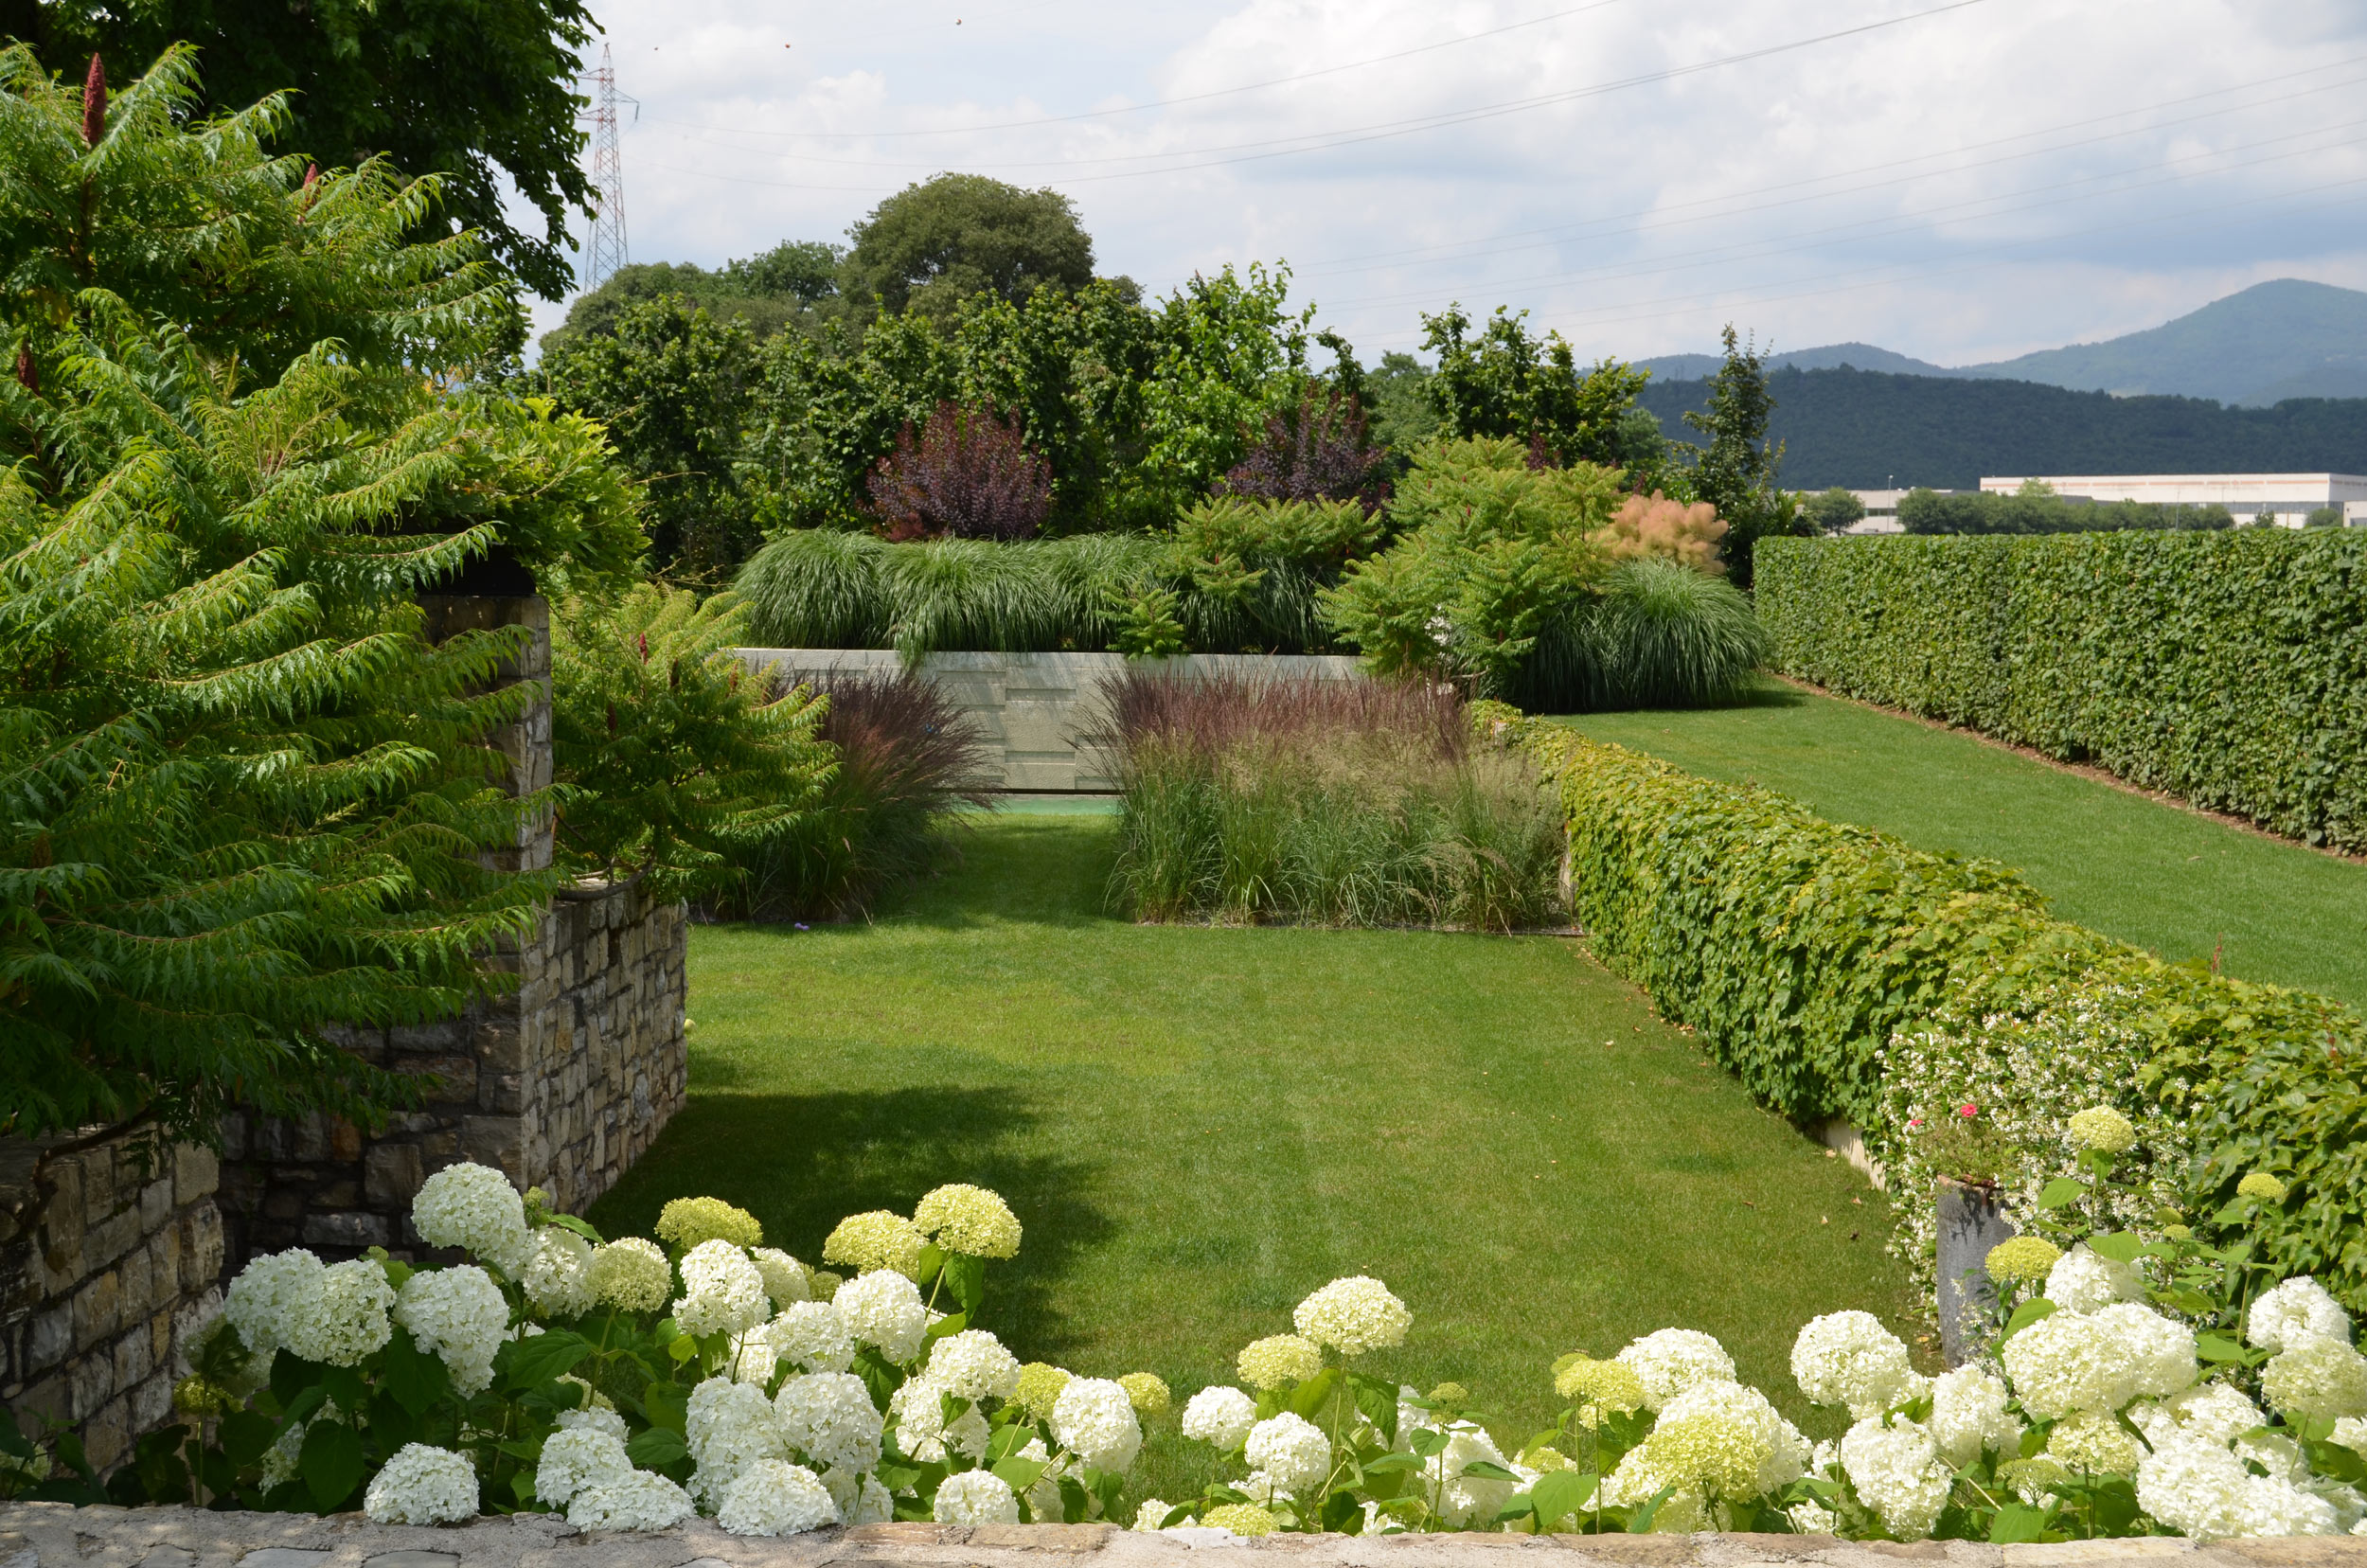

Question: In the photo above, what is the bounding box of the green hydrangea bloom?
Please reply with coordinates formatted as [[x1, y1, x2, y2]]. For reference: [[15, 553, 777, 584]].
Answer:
[[1120, 1372, 1172, 1417], [822, 1210, 925, 1277], [1237, 1334, 1323, 1391], [1202, 1502, 1280, 1536], [2238, 1172, 2290, 1202], [2067, 1107, 2137, 1154], [654, 1197, 763, 1251], [914, 1184, 1023, 1259], [1984, 1236, 2063, 1285], [1014, 1362, 1073, 1423]]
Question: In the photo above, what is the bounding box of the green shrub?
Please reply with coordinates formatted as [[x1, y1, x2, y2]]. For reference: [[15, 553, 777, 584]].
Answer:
[[1482, 705, 2367, 1309], [1755, 530, 2367, 850], [1107, 674, 1565, 930], [1570, 557, 1767, 710]]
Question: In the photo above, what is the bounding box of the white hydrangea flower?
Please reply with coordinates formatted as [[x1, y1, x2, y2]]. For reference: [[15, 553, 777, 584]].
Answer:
[[2044, 1245, 2145, 1313], [1615, 1328, 1735, 1412], [2236, 1432, 2305, 1482], [674, 1238, 770, 1340], [2249, 1277, 2355, 1353], [2131, 1381, 2268, 1449], [1229, 1469, 1292, 1506], [222, 1249, 324, 1357], [394, 1265, 511, 1395], [1181, 1385, 1258, 1450], [771, 1300, 856, 1374], [1599, 1441, 1704, 1534], [412, 1162, 533, 1275], [1018, 1435, 1069, 1520], [2094, 1302, 2200, 1401], [523, 1228, 596, 1319], [587, 1238, 672, 1313], [1418, 1424, 1518, 1527], [891, 1373, 989, 1463], [1930, 1366, 2021, 1469], [1051, 1376, 1142, 1471], [1292, 1276, 1413, 1355], [823, 1465, 894, 1525], [1789, 1499, 1839, 1533], [834, 1269, 928, 1363], [927, 1328, 1022, 1400], [2262, 1336, 2367, 1422], [568, 1470, 695, 1531], [774, 1371, 884, 1471], [363, 1442, 478, 1523], [1658, 1379, 1811, 1495], [1790, 1310, 1930, 1418], [2333, 1417, 2367, 1458], [728, 1324, 784, 1386], [2138, 1430, 2340, 1540], [686, 1376, 790, 1506], [1244, 1413, 1331, 1496], [2048, 1411, 2144, 1473], [535, 1427, 632, 1506], [934, 1469, 1021, 1524], [717, 1458, 840, 1536], [284, 1258, 397, 1367], [2002, 1304, 2194, 1419], [558, 1404, 630, 1443], [1839, 1417, 1950, 1541], [1135, 1498, 1187, 1531], [751, 1248, 812, 1309]]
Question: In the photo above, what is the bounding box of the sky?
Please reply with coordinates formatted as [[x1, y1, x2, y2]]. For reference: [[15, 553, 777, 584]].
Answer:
[[518, 0, 2367, 367]]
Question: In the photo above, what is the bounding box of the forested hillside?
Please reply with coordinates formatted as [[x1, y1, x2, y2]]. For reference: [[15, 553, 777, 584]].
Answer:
[[1637, 366, 2367, 489]]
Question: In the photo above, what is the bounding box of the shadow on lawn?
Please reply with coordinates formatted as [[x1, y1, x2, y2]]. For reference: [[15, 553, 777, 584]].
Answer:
[[587, 1085, 1116, 1363], [863, 816, 1125, 934]]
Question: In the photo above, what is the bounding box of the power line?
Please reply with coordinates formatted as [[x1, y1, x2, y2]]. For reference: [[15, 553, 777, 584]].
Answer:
[[645, 0, 1988, 179], [645, 0, 1633, 141]]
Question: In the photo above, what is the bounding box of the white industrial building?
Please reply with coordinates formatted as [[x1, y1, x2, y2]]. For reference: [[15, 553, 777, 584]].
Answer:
[[1978, 472, 2367, 526]]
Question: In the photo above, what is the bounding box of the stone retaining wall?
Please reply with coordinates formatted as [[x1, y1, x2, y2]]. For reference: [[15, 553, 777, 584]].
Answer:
[[215, 874, 687, 1265], [0, 1508, 2356, 1568], [736, 650, 1366, 792], [0, 1132, 225, 1471]]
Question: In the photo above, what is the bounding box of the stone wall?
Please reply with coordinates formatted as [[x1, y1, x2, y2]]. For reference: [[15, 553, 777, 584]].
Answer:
[[0, 1131, 224, 1471], [737, 650, 1366, 792], [215, 874, 687, 1264], [216, 595, 687, 1264]]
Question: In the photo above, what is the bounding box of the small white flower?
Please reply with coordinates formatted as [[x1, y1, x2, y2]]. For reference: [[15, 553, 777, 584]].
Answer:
[[774, 1371, 885, 1471], [412, 1162, 534, 1275], [2262, 1336, 2367, 1422], [926, 1328, 1022, 1400], [2044, 1246, 2145, 1313], [568, 1470, 695, 1531], [222, 1249, 324, 1358], [716, 1458, 840, 1536], [674, 1239, 771, 1340], [1615, 1328, 1735, 1412], [1930, 1366, 2021, 1469], [934, 1469, 1021, 1525], [393, 1265, 511, 1396], [1839, 1417, 1949, 1541], [891, 1373, 989, 1463], [750, 1247, 812, 1308], [364, 1443, 479, 1523], [2248, 1277, 2354, 1354], [1790, 1311, 1929, 1418], [1181, 1385, 1257, 1450], [535, 1428, 632, 1507], [282, 1258, 396, 1368], [523, 1228, 596, 1318], [834, 1269, 928, 1363], [770, 1300, 857, 1374], [1051, 1377, 1142, 1471], [1244, 1413, 1330, 1496]]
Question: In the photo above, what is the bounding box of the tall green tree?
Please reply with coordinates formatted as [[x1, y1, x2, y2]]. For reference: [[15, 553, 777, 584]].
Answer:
[[1681, 325, 1809, 584], [541, 295, 763, 583], [841, 172, 1096, 319], [0, 0, 595, 299], [0, 47, 643, 1143], [1419, 305, 1663, 476]]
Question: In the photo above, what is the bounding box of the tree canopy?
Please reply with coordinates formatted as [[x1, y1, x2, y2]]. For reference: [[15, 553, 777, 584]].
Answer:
[[840, 172, 1097, 319], [0, 0, 596, 299]]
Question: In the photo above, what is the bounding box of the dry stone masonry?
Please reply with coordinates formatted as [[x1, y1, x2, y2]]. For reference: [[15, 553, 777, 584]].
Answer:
[[0, 1131, 225, 1471], [1, 1509, 2361, 1568]]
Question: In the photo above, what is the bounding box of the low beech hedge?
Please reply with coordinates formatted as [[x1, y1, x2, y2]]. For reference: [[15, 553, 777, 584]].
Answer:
[[1477, 704, 2367, 1308], [1753, 529, 2367, 851]]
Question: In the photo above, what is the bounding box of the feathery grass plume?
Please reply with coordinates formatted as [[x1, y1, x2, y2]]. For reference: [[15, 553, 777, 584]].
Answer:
[[707, 666, 992, 920], [1095, 670, 1562, 931], [1578, 557, 1767, 710]]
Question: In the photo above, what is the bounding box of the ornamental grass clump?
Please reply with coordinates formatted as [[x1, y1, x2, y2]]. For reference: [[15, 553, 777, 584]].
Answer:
[[1099, 670, 1565, 931]]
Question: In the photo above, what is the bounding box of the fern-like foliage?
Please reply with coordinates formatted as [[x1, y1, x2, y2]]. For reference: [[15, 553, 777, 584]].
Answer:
[[549, 587, 833, 903], [0, 48, 649, 1142]]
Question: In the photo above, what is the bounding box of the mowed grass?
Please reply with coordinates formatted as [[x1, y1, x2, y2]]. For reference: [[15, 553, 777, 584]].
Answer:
[[1557, 679, 2367, 1012], [592, 814, 1917, 1498]]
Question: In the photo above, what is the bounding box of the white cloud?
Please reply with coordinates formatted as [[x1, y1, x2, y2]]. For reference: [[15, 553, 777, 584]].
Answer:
[[519, 0, 2367, 365]]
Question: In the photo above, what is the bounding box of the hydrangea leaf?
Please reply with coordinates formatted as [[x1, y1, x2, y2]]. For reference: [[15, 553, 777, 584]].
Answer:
[[298, 1417, 365, 1510]]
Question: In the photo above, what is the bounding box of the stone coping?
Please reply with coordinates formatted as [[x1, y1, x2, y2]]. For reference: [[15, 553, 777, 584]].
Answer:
[[4, 1508, 2362, 1568]]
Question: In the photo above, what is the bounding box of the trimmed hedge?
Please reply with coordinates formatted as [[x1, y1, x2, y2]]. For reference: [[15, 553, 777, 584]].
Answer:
[[1478, 704, 2367, 1308], [1753, 528, 2367, 851]]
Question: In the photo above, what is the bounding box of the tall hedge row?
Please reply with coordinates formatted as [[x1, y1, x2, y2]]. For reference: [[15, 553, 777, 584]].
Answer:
[[1478, 705, 2367, 1308], [1753, 529, 2367, 851]]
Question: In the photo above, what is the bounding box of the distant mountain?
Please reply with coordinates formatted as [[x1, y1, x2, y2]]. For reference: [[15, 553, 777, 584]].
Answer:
[[1636, 366, 2367, 490], [1637, 341, 1966, 382], [1636, 278, 2367, 408]]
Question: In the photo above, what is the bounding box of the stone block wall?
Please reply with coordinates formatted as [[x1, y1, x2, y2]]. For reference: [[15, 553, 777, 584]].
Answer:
[[736, 650, 1366, 792], [214, 875, 687, 1262], [0, 1131, 225, 1470]]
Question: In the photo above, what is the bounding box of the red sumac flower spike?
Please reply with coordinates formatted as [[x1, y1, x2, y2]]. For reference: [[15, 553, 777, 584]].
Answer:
[[82, 55, 105, 148], [14, 345, 35, 393]]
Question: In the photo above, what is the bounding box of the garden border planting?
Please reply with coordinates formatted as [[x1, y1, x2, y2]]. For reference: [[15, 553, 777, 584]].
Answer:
[[1753, 530, 2367, 852], [1476, 705, 2367, 1308]]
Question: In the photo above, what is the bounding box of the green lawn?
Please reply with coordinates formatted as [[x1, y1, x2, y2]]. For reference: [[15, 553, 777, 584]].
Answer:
[[592, 814, 1917, 1498], [1556, 680, 2367, 1012]]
